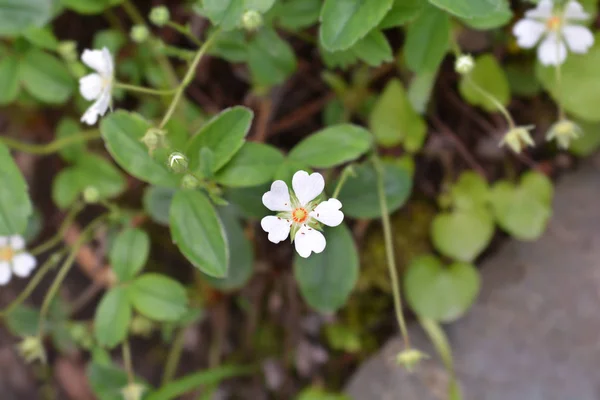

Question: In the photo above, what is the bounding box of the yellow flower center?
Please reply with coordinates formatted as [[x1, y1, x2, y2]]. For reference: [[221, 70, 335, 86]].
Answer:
[[292, 208, 309, 224], [546, 16, 562, 31], [0, 246, 14, 262]]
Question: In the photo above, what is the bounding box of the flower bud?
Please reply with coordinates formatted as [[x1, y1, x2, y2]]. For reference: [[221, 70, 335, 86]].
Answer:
[[129, 315, 154, 337], [17, 336, 46, 364], [500, 126, 535, 153], [130, 25, 149, 43], [181, 174, 200, 189], [150, 6, 170, 26], [396, 348, 428, 372], [242, 10, 263, 31], [140, 128, 166, 154], [546, 119, 581, 149], [58, 41, 78, 63], [168, 152, 188, 173], [121, 383, 146, 400], [455, 54, 475, 75], [83, 186, 100, 204]]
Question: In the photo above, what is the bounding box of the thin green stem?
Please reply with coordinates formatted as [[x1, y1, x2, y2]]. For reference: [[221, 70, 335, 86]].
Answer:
[[115, 82, 178, 96], [0, 131, 101, 155], [161, 327, 186, 385], [122, 340, 135, 384], [30, 202, 84, 256], [554, 43, 566, 120], [166, 21, 204, 47], [37, 213, 109, 340], [159, 31, 220, 129], [0, 250, 66, 317], [466, 76, 515, 130], [332, 165, 354, 198], [372, 154, 411, 350]]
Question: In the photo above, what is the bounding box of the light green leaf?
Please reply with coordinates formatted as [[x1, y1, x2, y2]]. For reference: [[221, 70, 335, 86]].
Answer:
[[87, 362, 140, 400], [248, 28, 297, 87], [404, 255, 480, 322], [245, 0, 276, 12], [431, 208, 494, 262], [297, 387, 352, 400], [459, 54, 510, 112], [369, 79, 426, 150], [61, 0, 123, 14], [129, 274, 188, 322], [336, 161, 412, 219], [460, 0, 512, 30], [288, 124, 372, 168], [0, 142, 32, 235], [200, 0, 245, 31], [0, 55, 20, 104], [404, 4, 449, 73], [110, 228, 150, 282], [22, 26, 60, 50], [56, 118, 86, 162], [186, 106, 254, 174], [20, 50, 74, 104], [275, 0, 321, 30], [536, 33, 600, 122], [319, 0, 394, 51], [428, 0, 503, 18], [294, 224, 359, 313], [0, 0, 51, 37], [143, 186, 176, 226], [489, 172, 553, 240], [170, 190, 229, 278], [379, 0, 423, 29], [101, 111, 179, 187], [569, 120, 600, 156], [94, 287, 131, 348], [352, 30, 393, 67], [215, 142, 284, 187], [450, 171, 489, 210]]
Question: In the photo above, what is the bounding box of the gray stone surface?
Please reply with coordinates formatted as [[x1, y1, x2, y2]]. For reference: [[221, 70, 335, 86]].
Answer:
[[346, 157, 600, 400]]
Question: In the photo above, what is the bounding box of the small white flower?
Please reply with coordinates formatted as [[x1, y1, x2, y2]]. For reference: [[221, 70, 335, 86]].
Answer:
[[261, 171, 344, 258], [0, 235, 37, 285], [79, 47, 114, 125], [513, 0, 594, 66]]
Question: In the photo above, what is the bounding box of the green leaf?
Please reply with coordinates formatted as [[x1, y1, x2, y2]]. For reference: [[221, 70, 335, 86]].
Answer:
[[87, 362, 136, 400], [428, 0, 503, 18], [336, 161, 412, 219], [404, 4, 449, 73], [51, 154, 126, 208], [449, 171, 489, 210], [101, 111, 179, 187], [0, 0, 51, 37], [248, 28, 298, 88], [404, 255, 480, 322], [20, 50, 74, 104], [109, 228, 150, 282], [569, 120, 600, 156], [93, 29, 126, 55], [4, 305, 40, 336], [143, 186, 176, 226], [245, 0, 276, 12], [61, 0, 123, 14], [459, 54, 510, 112], [408, 68, 439, 114], [0, 142, 32, 235], [297, 387, 352, 400], [431, 207, 494, 262], [202, 209, 254, 291], [460, 0, 512, 30], [129, 274, 188, 322], [369, 79, 426, 150], [275, 0, 321, 30], [170, 190, 229, 278], [351, 30, 393, 67], [215, 142, 284, 187], [225, 184, 270, 219], [199, 0, 244, 30], [505, 63, 541, 97], [319, 0, 394, 51], [56, 118, 86, 162], [288, 124, 372, 168], [489, 172, 553, 241], [186, 106, 254, 174], [294, 224, 359, 313], [0, 55, 20, 104], [22, 26, 60, 50], [94, 287, 132, 348], [379, 0, 423, 29], [536, 33, 600, 122]]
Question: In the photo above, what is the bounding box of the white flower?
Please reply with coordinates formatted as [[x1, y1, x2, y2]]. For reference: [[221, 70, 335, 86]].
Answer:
[[0, 235, 37, 285], [79, 47, 114, 125], [513, 0, 594, 66], [261, 171, 344, 258]]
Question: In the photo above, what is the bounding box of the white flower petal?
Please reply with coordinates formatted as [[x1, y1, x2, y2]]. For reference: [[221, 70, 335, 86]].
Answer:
[[81, 48, 112, 76], [537, 33, 567, 66], [564, 0, 589, 21], [0, 262, 11, 285], [294, 225, 326, 258], [525, 0, 553, 19], [513, 19, 546, 49], [261, 216, 291, 244], [11, 253, 37, 278], [80, 89, 111, 125], [562, 25, 594, 53], [311, 198, 344, 227], [101, 47, 114, 76], [262, 181, 292, 212], [0, 236, 7, 247], [9, 235, 25, 251], [292, 171, 324, 206], [79, 73, 103, 101]]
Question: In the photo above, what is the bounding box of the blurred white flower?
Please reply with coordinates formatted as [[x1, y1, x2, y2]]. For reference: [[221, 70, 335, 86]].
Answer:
[[79, 47, 114, 125], [0, 235, 37, 285], [500, 126, 536, 153], [261, 171, 344, 258], [513, 0, 593, 66]]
